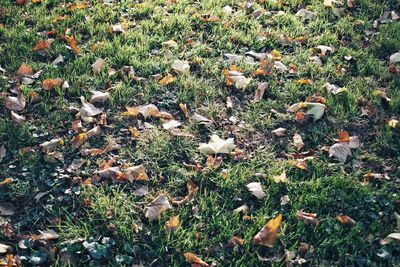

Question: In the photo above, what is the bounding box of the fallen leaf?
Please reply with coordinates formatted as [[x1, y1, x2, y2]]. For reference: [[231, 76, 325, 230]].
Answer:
[[329, 143, 351, 163], [33, 39, 50, 52], [4, 94, 26, 111], [0, 243, 10, 254], [293, 134, 304, 151], [11, 111, 26, 124], [0, 202, 16, 216], [92, 58, 105, 74], [37, 229, 59, 240], [246, 182, 266, 200], [184, 252, 209, 267], [90, 91, 110, 103], [296, 210, 319, 225], [388, 119, 399, 128], [316, 45, 334, 56], [0, 178, 12, 186], [272, 172, 287, 183], [198, 134, 235, 155], [16, 63, 33, 77], [138, 104, 160, 119], [191, 113, 212, 125], [162, 120, 182, 130], [162, 40, 178, 49], [254, 82, 267, 101], [306, 103, 326, 121], [324, 82, 347, 95], [337, 215, 356, 225], [0, 145, 5, 161], [272, 127, 286, 137], [233, 204, 249, 213], [164, 215, 180, 233], [295, 9, 315, 20], [40, 138, 63, 152], [253, 214, 283, 247], [52, 54, 64, 66], [158, 74, 175, 86], [172, 180, 198, 206], [124, 165, 149, 182], [144, 195, 171, 220], [42, 78, 64, 90], [80, 97, 103, 121], [226, 236, 245, 248], [172, 60, 190, 74]]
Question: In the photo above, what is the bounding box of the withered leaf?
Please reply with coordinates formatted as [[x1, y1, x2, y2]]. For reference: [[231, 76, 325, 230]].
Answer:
[[253, 214, 283, 247], [183, 252, 209, 267], [0, 202, 16, 216], [198, 134, 235, 155], [164, 215, 180, 233], [124, 165, 149, 182], [144, 195, 171, 220], [246, 182, 266, 200], [5, 94, 26, 111]]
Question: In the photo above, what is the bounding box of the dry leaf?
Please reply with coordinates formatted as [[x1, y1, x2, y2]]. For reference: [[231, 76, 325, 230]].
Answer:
[[253, 214, 283, 247], [0, 145, 5, 162], [158, 74, 175, 86], [191, 113, 212, 125], [144, 195, 171, 220], [172, 60, 190, 74], [164, 215, 180, 232], [296, 210, 319, 225], [295, 9, 315, 20], [40, 138, 63, 152], [272, 172, 287, 183], [254, 82, 267, 101], [11, 111, 26, 124], [198, 134, 235, 155], [37, 229, 59, 240], [246, 182, 266, 200], [0, 202, 16, 216], [42, 78, 64, 90], [162, 120, 182, 130], [272, 127, 286, 137], [16, 63, 33, 77], [388, 119, 399, 128], [184, 252, 209, 267], [172, 180, 198, 206], [92, 58, 105, 73], [90, 91, 110, 103], [124, 165, 149, 182], [337, 215, 356, 225], [0, 243, 10, 254], [5, 94, 26, 111], [293, 134, 304, 151], [138, 104, 160, 119], [390, 52, 400, 64]]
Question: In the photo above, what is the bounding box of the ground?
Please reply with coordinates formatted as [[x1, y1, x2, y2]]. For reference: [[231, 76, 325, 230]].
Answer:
[[0, 0, 400, 266]]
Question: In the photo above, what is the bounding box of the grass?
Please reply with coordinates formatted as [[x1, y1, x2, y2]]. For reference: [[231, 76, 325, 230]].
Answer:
[[0, 0, 399, 266]]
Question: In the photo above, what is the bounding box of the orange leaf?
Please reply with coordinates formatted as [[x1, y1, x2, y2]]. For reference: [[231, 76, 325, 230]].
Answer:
[[42, 78, 64, 90], [16, 0, 27, 5], [338, 131, 350, 143], [184, 252, 209, 267], [0, 178, 12, 186], [296, 210, 319, 225], [33, 40, 50, 51], [16, 63, 33, 77], [337, 215, 356, 225], [66, 36, 81, 55], [253, 214, 283, 247], [164, 215, 180, 233], [70, 133, 87, 148], [297, 78, 313, 85]]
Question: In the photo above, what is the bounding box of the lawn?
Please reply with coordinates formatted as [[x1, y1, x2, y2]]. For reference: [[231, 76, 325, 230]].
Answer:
[[0, 0, 399, 266]]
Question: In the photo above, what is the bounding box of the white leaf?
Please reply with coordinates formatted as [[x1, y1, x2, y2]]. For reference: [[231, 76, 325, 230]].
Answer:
[[124, 165, 149, 182], [162, 120, 182, 130], [295, 9, 315, 20], [144, 195, 171, 220], [198, 134, 235, 155], [316, 45, 334, 56], [138, 104, 160, 119], [390, 52, 400, 64], [324, 82, 347, 95], [52, 54, 64, 66], [274, 61, 288, 72], [172, 60, 190, 74], [0, 243, 10, 254], [191, 113, 213, 125], [90, 91, 110, 103], [273, 172, 287, 183], [40, 138, 62, 152], [246, 182, 266, 200], [272, 127, 286, 137], [38, 229, 59, 240], [233, 204, 249, 213], [329, 143, 351, 162], [234, 76, 251, 89], [309, 56, 323, 66], [306, 102, 326, 121], [80, 97, 103, 118], [293, 133, 304, 151]]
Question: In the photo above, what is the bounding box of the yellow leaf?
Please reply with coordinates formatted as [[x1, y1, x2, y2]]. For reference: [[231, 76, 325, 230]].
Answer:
[[158, 74, 175, 86], [184, 252, 209, 267], [164, 215, 180, 232], [253, 214, 283, 247], [388, 119, 399, 128]]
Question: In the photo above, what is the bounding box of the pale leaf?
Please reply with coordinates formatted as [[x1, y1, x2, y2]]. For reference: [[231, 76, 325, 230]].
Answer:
[[253, 214, 283, 247], [246, 182, 266, 200], [144, 195, 171, 220], [198, 134, 235, 155]]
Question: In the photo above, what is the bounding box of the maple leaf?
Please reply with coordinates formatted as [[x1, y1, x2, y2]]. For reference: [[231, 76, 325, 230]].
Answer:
[[253, 214, 283, 247], [198, 134, 235, 155], [144, 195, 171, 220]]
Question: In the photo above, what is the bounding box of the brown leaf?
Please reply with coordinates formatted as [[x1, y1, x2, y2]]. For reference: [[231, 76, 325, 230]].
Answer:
[[5, 94, 26, 111], [296, 210, 319, 225], [92, 58, 105, 74], [33, 39, 50, 51], [253, 214, 283, 247], [293, 133, 304, 151], [184, 252, 209, 267], [123, 165, 149, 182], [144, 195, 171, 220], [172, 180, 198, 206]]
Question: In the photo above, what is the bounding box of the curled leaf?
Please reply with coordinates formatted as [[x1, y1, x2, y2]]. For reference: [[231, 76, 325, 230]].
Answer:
[[144, 195, 171, 220], [253, 214, 283, 247]]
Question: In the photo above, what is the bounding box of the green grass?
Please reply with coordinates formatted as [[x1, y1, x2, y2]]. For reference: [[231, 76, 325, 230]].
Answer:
[[0, 0, 399, 266]]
